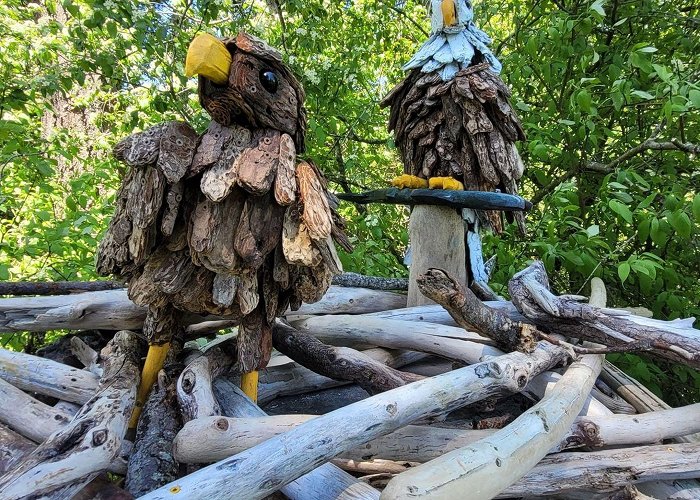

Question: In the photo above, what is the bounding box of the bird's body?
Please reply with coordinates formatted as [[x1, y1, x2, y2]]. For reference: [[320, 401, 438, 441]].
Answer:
[[97, 33, 349, 389], [382, 0, 525, 232]]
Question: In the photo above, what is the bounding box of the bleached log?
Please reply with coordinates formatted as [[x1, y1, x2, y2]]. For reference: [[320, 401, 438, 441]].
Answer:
[[178, 346, 234, 422], [272, 322, 423, 394], [54, 400, 82, 416], [0, 348, 99, 404], [332, 459, 418, 475], [256, 348, 426, 404], [142, 342, 569, 500], [382, 351, 603, 499], [173, 401, 700, 464], [0, 286, 406, 334], [0, 424, 35, 474], [210, 378, 380, 500], [69, 336, 102, 376], [0, 331, 142, 500], [509, 261, 700, 369], [126, 367, 182, 497], [601, 361, 671, 413], [497, 443, 700, 498], [0, 377, 71, 442]]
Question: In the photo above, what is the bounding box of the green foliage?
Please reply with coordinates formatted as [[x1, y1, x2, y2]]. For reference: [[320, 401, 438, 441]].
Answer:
[[0, 0, 698, 401]]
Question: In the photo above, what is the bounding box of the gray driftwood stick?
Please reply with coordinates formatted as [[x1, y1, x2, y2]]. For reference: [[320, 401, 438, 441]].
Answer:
[[256, 348, 426, 404], [0, 377, 72, 443], [211, 378, 381, 500], [0, 331, 142, 500], [0, 423, 35, 474], [125, 366, 183, 497], [177, 346, 234, 422], [272, 322, 422, 394], [497, 443, 700, 498], [509, 261, 700, 369], [0, 348, 99, 404], [141, 342, 569, 500], [0, 286, 406, 333], [173, 402, 700, 464]]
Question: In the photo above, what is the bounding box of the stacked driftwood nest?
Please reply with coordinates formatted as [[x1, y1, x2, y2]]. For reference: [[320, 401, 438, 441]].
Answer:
[[1, 265, 699, 499]]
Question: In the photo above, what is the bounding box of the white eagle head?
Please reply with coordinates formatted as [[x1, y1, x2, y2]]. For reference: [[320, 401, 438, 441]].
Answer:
[[430, 0, 474, 33]]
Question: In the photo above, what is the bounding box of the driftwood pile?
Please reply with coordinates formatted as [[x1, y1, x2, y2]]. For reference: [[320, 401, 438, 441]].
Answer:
[[1, 263, 699, 499]]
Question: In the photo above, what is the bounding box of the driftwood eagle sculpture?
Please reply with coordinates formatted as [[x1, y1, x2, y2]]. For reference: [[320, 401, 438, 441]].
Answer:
[[381, 0, 526, 234], [96, 32, 350, 422]]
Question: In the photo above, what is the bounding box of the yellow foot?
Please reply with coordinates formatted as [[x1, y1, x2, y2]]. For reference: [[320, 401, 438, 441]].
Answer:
[[241, 370, 259, 403], [428, 177, 464, 190], [391, 174, 428, 189], [129, 342, 171, 429]]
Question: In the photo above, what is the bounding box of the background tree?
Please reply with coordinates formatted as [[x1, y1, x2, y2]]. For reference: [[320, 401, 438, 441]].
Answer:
[[0, 0, 698, 403]]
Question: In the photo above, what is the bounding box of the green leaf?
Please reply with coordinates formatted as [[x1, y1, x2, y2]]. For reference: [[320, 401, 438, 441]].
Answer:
[[690, 90, 700, 109], [590, 0, 606, 16], [609, 200, 633, 223], [631, 90, 655, 100], [586, 224, 600, 237], [0, 264, 8, 281], [668, 211, 692, 238], [577, 89, 592, 112], [693, 194, 700, 220], [618, 263, 630, 284]]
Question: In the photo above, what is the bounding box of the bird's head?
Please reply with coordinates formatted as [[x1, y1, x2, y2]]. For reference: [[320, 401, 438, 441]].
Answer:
[[185, 32, 307, 151], [430, 0, 474, 32]]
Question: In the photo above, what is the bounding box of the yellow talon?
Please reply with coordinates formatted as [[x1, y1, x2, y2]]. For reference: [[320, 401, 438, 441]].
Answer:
[[129, 342, 171, 429], [241, 370, 259, 403], [391, 174, 429, 189], [429, 177, 464, 190]]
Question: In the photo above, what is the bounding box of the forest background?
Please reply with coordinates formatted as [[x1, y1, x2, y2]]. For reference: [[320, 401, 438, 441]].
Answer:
[[1, 0, 699, 404]]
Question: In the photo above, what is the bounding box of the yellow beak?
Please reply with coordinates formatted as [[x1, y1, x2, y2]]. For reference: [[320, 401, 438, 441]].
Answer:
[[185, 33, 232, 85], [441, 0, 457, 27]]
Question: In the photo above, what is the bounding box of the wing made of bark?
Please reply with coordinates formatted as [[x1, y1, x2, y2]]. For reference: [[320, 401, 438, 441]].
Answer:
[[383, 64, 526, 233]]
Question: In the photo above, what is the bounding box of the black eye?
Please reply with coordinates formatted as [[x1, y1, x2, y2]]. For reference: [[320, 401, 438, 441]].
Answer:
[[259, 70, 279, 93]]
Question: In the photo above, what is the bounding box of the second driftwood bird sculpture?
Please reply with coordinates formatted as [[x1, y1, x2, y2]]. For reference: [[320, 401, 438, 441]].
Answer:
[[381, 0, 526, 233], [96, 32, 350, 423]]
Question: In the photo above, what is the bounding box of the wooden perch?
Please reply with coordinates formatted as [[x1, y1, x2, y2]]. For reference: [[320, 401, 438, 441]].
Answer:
[[416, 267, 535, 352], [271, 322, 423, 394], [142, 343, 569, 500], [0, 331, 143, 500], [509, 261, 700, 369], [337, 188, 532, 211], [125, 366, 182, 497], [0, 286, 407, 333], [0, 348, 99, 404], [177, 346, 234, 422], [0, 424, 35, 474], [0, 280, 123, 296], [210, 378, 381, 500]]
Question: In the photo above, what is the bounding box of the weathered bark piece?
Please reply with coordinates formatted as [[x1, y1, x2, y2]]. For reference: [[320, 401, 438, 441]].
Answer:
[[125, 366, 182, 497], [200, 124, 251, 202], [417, 267, 535, 352], [0, 377, 72, 443], [141, 343, 569, 500], [0, 331, 142, 500], [509, 261, 700, 369], [297, 161, 332, 241], [0, 424, 35, 474], [0, 286, 407, 333], [407, 206, 467, 307], [234, 129, 281, 196], [382, 351, 603, 499], [0, 347, 99, 404], [72, 474, 136, 500], [177, 346, 234, 422], [272, 322, 422, 394], [210, 378, 380, 500], [256, 348, 426, 404], [282, 205, 322, 267], [497, 443, 700, 498], [274, 133, 297, 205]]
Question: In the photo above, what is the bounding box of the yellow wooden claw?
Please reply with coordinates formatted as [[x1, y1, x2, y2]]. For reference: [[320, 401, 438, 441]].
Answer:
[[129, 342, 171, 429], [429, 177, 464, 190], [241, 370, 259, 403], [391, 174, 429, 189], [185, 33, 232, 85], [441, 0, 458, 27]]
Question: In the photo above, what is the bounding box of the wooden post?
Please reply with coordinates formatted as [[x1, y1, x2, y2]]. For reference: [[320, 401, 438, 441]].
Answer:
[[407, 205, 466, 307]]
